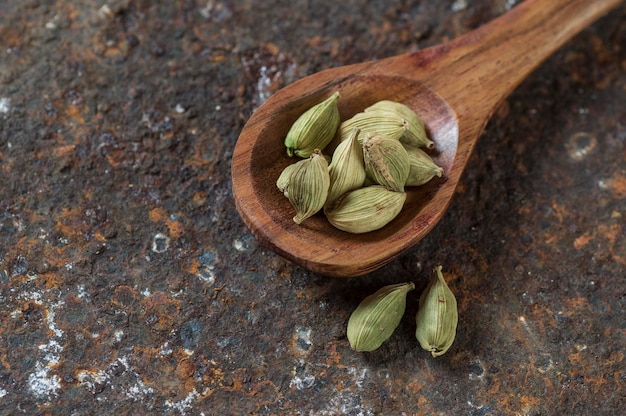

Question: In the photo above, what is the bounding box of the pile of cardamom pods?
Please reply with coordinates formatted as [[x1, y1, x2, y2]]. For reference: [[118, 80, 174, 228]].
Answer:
[[347, 265, 458, 356], [277, 92, 443, 233]]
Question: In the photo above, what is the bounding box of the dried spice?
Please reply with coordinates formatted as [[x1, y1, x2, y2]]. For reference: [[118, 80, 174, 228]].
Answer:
[[326, 128, 366, 205], [284, 92, 341, 158], [286, 150, 330, 224], [415, 265, 458, 357], [347, 282, 415, 352]]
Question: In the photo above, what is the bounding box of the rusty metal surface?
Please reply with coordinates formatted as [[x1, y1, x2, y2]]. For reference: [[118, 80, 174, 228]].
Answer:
[[0, 0, 624, 414]]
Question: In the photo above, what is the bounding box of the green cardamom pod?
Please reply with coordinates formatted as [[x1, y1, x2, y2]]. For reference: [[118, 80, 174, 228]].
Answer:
[[284, 92, 341, 158], [276, 163, 297, 198], [324, 186, 406, 234], [362, 135, 410, 192], [415, 265, 458, 357], [365, 100, 434, 149], [347, 282, 415, 352], [337, 110, 407, 143], [326, 128, 366, 205], [286, 149, 330, 224], [404, 145, 444, 186]]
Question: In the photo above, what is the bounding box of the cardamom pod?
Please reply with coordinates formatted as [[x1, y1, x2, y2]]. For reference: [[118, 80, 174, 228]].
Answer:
[[337, 110, 407, 143], [284, 92, 341, 158], [286, 149, 330, 224], [325, 186, 406, 234], [415, 265, 458, 357], [365, 100, 434, 149], [362, 135, 410, 192], [404, 146, 444, 186], [276, 163, 297, 198], [326, 128, 366, 205], [347, 282, 415, 352]]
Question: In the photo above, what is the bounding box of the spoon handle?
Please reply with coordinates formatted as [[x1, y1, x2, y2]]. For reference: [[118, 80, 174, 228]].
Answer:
[[386, 0, 622, 136]]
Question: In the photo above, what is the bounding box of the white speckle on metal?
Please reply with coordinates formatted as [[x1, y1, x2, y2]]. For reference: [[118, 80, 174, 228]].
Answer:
[[159, 341, 173, 356], [505, 0, 519, 9], [152, 233, 170, 253], [566, 132, 597, 161], [294, 327, 312, 356], [348, 367, 368, 389], [77, 369, 108, 393], [289, 374, 316, 390], [77, 284, 87, 299], [451, 0, 468, 12], [0, 97, 10, 114], [164, 388, 201, 415], [19, 291, 65, 367], [232, 234, 258, 253], [98, 4, 112, 18], [39, 339, 63, 365], [233, 238, 245, 251], [197, 268, 215, 285], [256, 66, 274, 105], [28, 362, 61, 400]]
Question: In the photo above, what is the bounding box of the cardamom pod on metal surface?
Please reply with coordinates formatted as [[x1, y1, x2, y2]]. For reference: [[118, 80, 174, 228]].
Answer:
[[347, 282, 415, 352], [415, 265, 458, 357]]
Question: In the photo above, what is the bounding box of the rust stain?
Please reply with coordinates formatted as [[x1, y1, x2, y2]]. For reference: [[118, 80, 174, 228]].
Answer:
[[567, 351, 586, 367], [572, 223, 623, 264], [519, 395, 541, 411], [54, 144, 76, 158], [167, 220, 185, 239], [148, 207, 167, 223], [202, 364, 225, 385], [609, 173, 626, 199], [217, 367, 281, 409], [544, 233, 559, 244], [574, 232, 593, 249], [174, 356, 199, 391], [565, 296, 591, 314], [64, 104, 86, 124], [597, 223, 621, 245], [550, 202, 569, 223], [323, 342, 346, 369], [142, 292, 182, 332], [183, 257, 200, 275], [149, 207, 184, 239], [110, 285, 139, 312], [192, 191, 208, 206]]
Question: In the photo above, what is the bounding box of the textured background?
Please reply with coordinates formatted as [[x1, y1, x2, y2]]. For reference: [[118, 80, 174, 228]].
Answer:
[[0, 0, 624, 414]]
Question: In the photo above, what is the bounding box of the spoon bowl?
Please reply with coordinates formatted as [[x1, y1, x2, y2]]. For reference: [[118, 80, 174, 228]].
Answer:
[[232, 0, 621, 276], [241, 74, 458, 275]]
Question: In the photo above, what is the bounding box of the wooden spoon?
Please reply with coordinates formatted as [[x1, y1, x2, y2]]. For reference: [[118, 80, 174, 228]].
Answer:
[[231, 0, 621, 277]]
